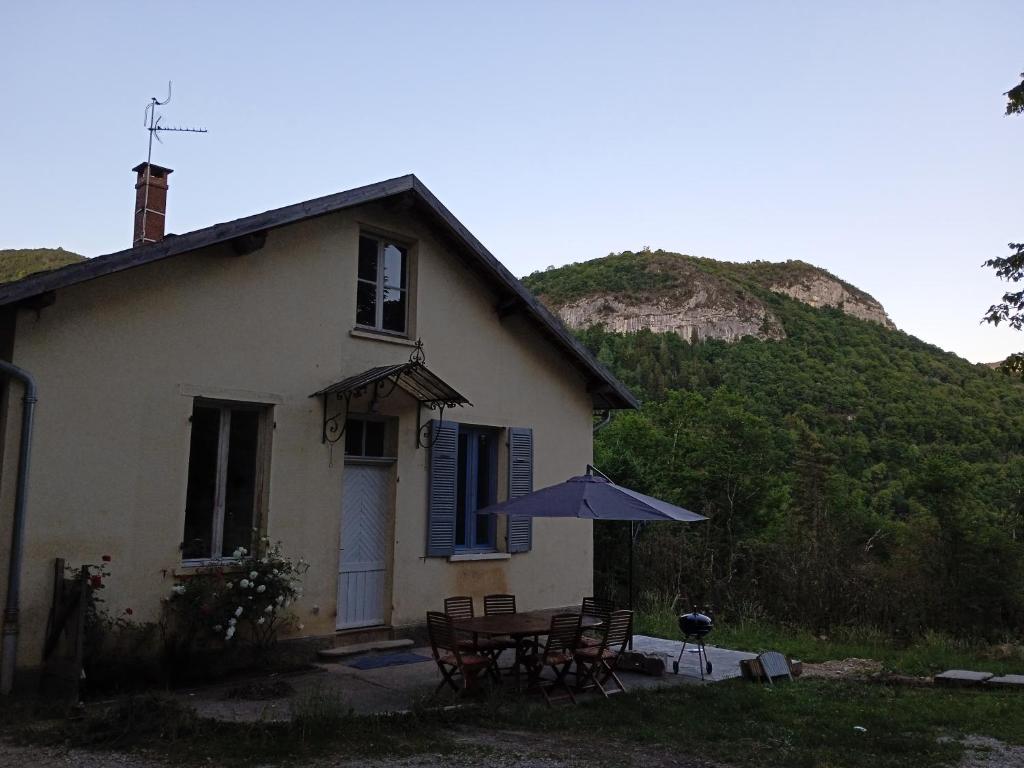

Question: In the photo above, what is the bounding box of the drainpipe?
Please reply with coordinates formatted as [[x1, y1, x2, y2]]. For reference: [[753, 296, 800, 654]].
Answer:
[[0, 360, 37, 695]]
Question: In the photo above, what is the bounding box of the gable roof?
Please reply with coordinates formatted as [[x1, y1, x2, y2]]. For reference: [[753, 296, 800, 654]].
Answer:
[[0, 174, 637, 410]]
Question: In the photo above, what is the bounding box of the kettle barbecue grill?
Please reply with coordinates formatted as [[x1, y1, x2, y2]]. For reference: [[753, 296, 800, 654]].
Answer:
[[672, 606, 713, 679]]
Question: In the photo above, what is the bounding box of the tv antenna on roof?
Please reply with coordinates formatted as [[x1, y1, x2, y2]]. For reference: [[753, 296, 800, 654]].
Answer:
[[143, 81, 207, 167]]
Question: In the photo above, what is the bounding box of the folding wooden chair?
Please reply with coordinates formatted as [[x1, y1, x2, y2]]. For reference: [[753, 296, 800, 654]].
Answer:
[[426, 611, 496, 694], [483, 594, 517, 615], [574, 609, 632, 697], [443, 595, 510, 674], [578, 596, 614, 647], [481, 594, 526, 669], [524, 613, 581, 706]]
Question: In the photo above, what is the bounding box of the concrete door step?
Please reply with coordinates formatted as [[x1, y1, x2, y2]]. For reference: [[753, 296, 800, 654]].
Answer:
[[318, 638, 414, 661]]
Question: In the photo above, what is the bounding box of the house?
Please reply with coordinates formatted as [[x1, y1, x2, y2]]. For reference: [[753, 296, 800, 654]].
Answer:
[[0, 165, 636, 687]]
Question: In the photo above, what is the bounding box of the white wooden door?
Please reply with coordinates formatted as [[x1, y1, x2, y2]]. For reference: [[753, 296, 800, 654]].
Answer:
[[337, 464, 390, 630]]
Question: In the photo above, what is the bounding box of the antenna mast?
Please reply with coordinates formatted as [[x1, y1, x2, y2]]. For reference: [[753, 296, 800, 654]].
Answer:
[[143, 81, 208, 163], [138, 82, 207, 246]]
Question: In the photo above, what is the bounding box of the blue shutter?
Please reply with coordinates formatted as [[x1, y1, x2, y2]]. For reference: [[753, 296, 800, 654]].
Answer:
[[507, 427, 533, 553], [427, 419, 458, 557]]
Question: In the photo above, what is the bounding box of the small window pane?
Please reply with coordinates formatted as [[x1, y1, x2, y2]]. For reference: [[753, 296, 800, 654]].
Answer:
[[382, 243, 407, 289], [356, 281, 377, 327], [182, 406, 221, 559], [381, 288, 406, 333], [358, 236, 378, 282], [364, 421, 386, 457], [475, 434, 493, 546], [345, 418, 364, 456], [222, 409, 260, 557]]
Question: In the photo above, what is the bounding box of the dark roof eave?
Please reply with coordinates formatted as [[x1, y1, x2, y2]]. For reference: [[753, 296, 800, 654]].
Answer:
[[1, 173, 638, 410]]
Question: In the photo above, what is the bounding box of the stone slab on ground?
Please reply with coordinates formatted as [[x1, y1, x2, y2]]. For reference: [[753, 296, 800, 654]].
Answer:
[[985, 674, 1024, 689], [934, 670, 994, 687], [317, 638, 414, 660], [630, 635, 756, 683]]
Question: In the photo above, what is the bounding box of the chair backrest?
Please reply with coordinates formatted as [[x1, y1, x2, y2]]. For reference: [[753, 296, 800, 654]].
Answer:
[[444, 595, 474, 621], [543, 613, 581, 655], [581, 596, 614, 621], [426, 611, 457, 657], [483, 594, 517, 616], [757, 651, 793, 684], [602, 610, 633, 654]]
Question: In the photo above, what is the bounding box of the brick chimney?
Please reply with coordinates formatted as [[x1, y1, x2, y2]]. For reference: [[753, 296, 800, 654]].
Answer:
[[132, 162, 173, 246]]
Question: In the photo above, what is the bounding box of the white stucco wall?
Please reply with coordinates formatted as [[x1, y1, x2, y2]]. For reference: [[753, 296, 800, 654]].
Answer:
[[0, 200, 596, 671]]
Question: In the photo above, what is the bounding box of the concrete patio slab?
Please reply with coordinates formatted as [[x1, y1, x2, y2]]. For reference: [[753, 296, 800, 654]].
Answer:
[[630, 634, 757, 684], [179, 636, 756, 723]]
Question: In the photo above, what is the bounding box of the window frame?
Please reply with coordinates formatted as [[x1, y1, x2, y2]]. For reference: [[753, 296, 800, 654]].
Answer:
[[355, 232, 410, 336], [344, 414, 397, 460], [455, 425, 499, 553], [181, 399, 272, 566]]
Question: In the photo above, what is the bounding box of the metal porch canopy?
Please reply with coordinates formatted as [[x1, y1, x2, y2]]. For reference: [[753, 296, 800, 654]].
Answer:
[[311, 357, 470, 448]]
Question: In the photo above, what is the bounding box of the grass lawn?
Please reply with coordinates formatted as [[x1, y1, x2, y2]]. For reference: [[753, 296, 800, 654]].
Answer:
[[4, 677, 1023, 767]]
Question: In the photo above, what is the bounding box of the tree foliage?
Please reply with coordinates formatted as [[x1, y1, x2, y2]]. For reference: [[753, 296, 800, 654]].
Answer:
[[584, 288, 1024, 638], [981, 72, 1024, 374]]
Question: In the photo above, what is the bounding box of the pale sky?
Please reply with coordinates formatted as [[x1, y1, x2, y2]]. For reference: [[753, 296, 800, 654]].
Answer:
[[1, 1, 1021, 363]]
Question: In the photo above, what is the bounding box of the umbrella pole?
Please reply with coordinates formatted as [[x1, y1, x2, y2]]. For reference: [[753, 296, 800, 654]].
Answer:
[[628, 522, 634, 650]]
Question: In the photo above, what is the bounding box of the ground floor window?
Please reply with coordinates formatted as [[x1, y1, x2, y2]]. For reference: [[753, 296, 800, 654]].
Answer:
[[455, 426, 498, 551], [182, 400, 270, 561]]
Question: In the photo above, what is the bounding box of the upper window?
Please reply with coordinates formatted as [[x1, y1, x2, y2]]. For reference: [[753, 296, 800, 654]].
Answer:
[[182, 401, 270, 561], [455, 426, 498, 551], [345, 416, 391, 458], [356, 234, 408, 335]]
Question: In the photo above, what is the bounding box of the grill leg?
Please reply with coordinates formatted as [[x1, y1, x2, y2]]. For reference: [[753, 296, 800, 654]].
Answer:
[[674, 639, 688, 675]]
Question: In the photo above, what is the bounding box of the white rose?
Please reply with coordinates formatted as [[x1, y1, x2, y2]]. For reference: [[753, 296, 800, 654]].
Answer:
[[225, 582, 233, 590], [238, 548, 247, 556], [264, 604, 273, 613], [249, 571, 258, 580], [171, 585, 186, 596], [239, 579, 250, 589], [226, 626, 236, 639], [256, 585, 266, 594], [235, 606, 243, 617], [232, 548, 242, 558]]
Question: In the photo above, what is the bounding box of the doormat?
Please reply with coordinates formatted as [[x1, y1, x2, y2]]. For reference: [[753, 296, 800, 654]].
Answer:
[[347, 652, 432, 670]]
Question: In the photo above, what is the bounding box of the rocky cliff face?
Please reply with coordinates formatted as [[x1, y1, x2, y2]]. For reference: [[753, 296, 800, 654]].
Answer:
[[522, 251, 894, 343], [557, 286, 785, 342], [768, 275, 894, 329]]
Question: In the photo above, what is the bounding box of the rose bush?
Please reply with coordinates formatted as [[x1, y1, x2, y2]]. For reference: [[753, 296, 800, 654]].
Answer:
[[165, 538, 307, 657]]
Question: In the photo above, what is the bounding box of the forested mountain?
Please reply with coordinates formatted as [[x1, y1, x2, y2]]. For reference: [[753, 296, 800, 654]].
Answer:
[[0, 248, 85, 283], [523, 252, 1024, 638]]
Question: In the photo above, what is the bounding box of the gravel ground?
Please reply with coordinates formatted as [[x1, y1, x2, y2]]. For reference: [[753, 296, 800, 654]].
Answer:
[[955, 735, 1024, 768], [0, 730, 728, 768]]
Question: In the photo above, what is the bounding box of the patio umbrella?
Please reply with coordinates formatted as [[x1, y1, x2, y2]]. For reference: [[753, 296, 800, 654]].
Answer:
[[481, 466, 706, 620]]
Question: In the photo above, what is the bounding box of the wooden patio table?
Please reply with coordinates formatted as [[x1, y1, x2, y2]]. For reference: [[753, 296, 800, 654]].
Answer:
[[452, 608, 603, 690]]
